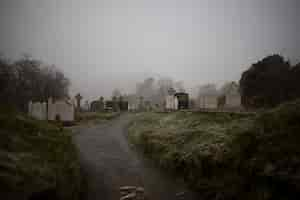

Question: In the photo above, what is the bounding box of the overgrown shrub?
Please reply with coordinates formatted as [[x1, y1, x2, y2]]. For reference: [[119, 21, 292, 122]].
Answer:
[[0, 112, 82, 200]]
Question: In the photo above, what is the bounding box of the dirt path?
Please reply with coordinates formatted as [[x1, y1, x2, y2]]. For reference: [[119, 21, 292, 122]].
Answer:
[[73, 114, 199, 200]]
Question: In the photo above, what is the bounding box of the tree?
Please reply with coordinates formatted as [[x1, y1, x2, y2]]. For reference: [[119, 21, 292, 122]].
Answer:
[[289, 63, 300, 100], [0, 57, 17, 106], [0, 55, 70, 112], [239, 54, 291, 108]]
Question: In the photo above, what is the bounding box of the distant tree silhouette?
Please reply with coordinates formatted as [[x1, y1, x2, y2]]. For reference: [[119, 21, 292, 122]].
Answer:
[[239, 54, 292, 108], [0, 57, 16, 105]]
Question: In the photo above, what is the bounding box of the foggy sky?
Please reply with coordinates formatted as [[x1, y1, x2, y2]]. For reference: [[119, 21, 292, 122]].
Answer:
[[1, 0, 299, 100]]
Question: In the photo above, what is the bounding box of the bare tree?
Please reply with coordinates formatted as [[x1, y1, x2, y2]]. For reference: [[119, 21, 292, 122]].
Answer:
[[0, 55, 70, 112]]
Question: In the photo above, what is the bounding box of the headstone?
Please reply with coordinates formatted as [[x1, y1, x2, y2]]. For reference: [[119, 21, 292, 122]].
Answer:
[[165, 95, 178, 110]]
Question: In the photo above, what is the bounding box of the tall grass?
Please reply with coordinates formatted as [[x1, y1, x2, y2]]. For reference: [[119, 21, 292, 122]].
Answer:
[[0, 110, 82, 200]]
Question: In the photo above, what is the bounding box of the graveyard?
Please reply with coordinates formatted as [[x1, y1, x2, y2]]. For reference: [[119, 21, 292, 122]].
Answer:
[[3, 97, 299, 200], [2, 72, 300, 200], [1, 0, 300, 199]]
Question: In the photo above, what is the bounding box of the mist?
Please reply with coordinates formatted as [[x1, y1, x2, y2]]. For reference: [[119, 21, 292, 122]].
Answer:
[[1, 0, 299, 100]]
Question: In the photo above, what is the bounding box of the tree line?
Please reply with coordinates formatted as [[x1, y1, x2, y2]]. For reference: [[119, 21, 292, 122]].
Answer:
[[114, 54, 300, 110], [0, 55, 70, 112], [2, 53, 299, 112]]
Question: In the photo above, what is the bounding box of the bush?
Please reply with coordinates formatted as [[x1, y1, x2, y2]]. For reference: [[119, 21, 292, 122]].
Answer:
[[229, 99, 300, 199], [0, 112, 82, 200]]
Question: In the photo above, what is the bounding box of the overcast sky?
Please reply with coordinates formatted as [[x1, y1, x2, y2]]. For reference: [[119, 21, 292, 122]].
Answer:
[[0, 0, 299, 100]]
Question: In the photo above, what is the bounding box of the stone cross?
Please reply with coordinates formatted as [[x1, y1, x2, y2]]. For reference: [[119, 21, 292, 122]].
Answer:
[[75, 93, 82, 108]]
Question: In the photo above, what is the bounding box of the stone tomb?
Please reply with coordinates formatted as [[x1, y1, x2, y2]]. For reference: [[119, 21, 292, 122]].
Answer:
[[28, 98, 74, 122]]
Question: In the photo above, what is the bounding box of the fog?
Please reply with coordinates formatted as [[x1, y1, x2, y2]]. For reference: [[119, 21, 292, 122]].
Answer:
[[0, 0, 299, 100]]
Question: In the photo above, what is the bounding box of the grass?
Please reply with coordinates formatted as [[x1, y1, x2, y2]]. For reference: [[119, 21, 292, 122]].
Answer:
[[0, 109, 82, 200], [128, 100, 300, 200]]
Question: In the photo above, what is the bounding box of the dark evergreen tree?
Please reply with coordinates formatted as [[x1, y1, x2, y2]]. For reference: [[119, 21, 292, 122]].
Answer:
[[240, 55, 291, 108]]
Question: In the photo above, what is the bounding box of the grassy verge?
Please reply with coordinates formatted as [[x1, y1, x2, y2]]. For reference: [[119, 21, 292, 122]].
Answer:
[[0, 110, 82, 200], [128, 100, 300, 200]]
